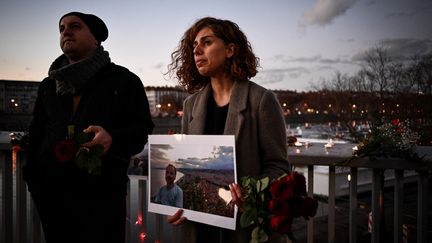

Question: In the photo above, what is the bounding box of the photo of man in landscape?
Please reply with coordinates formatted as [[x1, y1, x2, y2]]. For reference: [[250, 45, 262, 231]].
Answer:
[[149, 141, 235, 218]]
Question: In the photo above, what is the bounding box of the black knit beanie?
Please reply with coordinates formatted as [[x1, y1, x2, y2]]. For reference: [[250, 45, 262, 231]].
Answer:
[[59, 12, 108, 44]]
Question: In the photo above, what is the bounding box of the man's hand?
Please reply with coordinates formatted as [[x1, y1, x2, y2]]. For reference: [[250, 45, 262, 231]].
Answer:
[[82, 125, 112, 154], [229, 183, 244, 212], [167, 209, 187, 226]]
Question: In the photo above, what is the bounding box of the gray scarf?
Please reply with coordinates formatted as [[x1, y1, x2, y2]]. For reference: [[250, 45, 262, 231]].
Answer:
[[48, 46, 111, 95]]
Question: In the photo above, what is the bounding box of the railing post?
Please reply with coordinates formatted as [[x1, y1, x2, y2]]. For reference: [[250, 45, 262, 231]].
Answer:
[[138, 179, 146, 242], [1, 151, 13, 243], [349, 167, 358, 243], [371, 169, 383, 243], [417, 171, 429, 243], [16, 152, 28, 243], [394, 169, 404, 243], [328, 165, 335, 243], [31, 199, 42, 243], [307, 165, 314, 243], [126, 180, 131, 243], [155, 214, 162, 242]]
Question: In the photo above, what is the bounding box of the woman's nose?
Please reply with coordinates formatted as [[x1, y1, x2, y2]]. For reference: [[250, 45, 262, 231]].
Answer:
[[193, 44, 202, 55]]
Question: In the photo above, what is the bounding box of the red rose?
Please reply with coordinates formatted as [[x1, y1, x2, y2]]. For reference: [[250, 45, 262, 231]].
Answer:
[[291, 172, 307, 196], [395, 126, 404, 135], [269, 214, 293, 234], [289, 197, 306, 217], [54, 139, 78, 162], [391, 119, 400, 126], [302, 197, 319, 219], [268, 199, 291, 216], [270, 175, 294, 200]]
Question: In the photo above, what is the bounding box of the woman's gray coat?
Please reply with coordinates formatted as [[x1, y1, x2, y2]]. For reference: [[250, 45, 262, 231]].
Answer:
[[178, 80, 290, 243]]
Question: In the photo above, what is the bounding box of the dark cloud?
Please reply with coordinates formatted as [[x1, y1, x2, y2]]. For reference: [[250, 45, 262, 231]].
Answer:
[[212, 146, 233, 158], [176, 157, 208, 168], [385, 3, 432, 19], [366, 0, 376, 6], [277, 54, 354, 65], [385, 12, 406, 19], [289, 55, 322, 63], [317, 65, 338, 71], [304, 0, 358, 26], [256, 67, 311, 85], [175, 146, 234, 170], [352, 38, 432, 61], [382, 38, 431, 57], [150, 144, 174, 168], [262, 67, 311, 74]]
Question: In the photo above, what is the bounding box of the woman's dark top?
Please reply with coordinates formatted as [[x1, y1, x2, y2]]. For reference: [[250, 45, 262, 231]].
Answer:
[[204, 94, 229, 135]]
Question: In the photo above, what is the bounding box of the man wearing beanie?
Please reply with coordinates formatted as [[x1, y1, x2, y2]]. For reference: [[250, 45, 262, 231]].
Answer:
[[22, 12, 154, 243]]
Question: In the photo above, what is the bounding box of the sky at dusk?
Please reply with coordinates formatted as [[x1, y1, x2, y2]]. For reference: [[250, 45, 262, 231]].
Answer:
[[1, 0, 431, 91]]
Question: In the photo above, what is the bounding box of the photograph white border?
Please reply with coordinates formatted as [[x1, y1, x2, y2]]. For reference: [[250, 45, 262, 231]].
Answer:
[[147, 134, 237, 230]]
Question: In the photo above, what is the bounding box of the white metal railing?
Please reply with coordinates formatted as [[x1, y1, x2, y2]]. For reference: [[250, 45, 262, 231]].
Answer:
[[288, 144, 431, 243], [0, 146, 176, 243], [2, 144, 431, 243]]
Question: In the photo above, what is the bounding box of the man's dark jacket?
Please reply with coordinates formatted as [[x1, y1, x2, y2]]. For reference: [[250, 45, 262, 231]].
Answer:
[[23, 63, 154, 193]]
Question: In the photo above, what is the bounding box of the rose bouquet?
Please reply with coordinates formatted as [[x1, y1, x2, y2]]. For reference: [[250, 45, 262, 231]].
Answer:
[[54, 125, 104, 175], [346, 118, 423, 164], [240, 172, 318, 242], [358, 119, 418, 157]]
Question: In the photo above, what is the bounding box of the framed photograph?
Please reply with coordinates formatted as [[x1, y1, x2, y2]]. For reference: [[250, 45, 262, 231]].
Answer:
[[147, 134, 237, 230]]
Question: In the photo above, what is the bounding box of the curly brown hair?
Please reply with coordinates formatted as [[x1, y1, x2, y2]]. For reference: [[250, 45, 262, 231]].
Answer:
[[167, 17, 260, 93]]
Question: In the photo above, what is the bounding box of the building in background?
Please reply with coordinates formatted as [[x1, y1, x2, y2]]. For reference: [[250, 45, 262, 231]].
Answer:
[[0, 80, 39, 131], [145, 86, 188, 117], [0, 80, 190, 131]]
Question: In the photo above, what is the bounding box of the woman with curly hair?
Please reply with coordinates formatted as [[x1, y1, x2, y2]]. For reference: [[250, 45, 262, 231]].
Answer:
[[166, 17, 290, 242]]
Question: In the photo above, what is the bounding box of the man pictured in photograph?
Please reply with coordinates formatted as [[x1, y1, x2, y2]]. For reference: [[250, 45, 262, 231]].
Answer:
[[155, 164, 183, 207]]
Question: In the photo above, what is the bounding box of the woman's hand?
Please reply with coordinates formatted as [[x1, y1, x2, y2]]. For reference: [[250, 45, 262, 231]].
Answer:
[[229, 183, 244, 212], [167, 209, 187, 225], [82, 125, 112, 154]]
